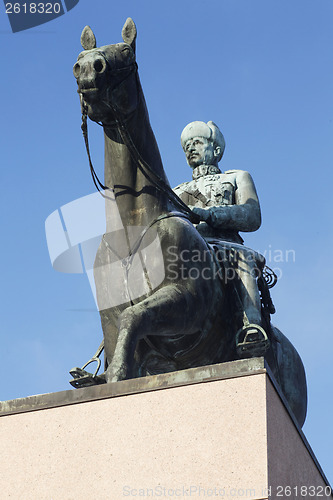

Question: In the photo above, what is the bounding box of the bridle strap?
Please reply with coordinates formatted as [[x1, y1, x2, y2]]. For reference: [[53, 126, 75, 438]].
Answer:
[[111, 113, 200, 222], [81, 100, 109, 195], [79, 58, 200, 223], [79, 56, 139, 197], [103, 211, 192, 306]]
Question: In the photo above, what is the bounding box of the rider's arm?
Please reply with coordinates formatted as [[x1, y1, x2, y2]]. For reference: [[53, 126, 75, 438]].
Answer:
[[192, 170, 261, 232]]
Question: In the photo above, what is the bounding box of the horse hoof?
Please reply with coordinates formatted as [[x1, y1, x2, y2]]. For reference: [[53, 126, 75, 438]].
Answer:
[[106, 364, 128, 383]]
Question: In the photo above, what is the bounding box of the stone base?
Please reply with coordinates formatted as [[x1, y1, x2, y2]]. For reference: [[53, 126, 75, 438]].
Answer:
[[0, 358, 331, 499]]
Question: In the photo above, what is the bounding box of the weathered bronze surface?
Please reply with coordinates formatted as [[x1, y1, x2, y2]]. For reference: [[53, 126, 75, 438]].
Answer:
[[72, 19, 307, 427]]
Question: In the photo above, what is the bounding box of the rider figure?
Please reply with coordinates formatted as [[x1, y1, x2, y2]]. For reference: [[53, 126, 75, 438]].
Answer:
[[174, 120, 269, 356]]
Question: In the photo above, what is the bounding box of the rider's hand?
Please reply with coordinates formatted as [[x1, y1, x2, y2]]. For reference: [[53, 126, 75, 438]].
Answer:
[[191, 207, 210, 222]]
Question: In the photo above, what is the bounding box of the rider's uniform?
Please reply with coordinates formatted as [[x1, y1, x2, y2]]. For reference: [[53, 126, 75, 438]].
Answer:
[[174, 164, 265, 329]]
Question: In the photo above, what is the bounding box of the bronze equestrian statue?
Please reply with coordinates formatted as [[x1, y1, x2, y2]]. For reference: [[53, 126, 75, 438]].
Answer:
[[72, 18, 307, 427]]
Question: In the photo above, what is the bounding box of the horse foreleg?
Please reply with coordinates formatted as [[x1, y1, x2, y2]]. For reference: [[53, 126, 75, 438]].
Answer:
[[106, 284, 201, 382]]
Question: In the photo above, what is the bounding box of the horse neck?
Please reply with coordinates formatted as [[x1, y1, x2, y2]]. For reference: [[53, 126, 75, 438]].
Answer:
[[103, 88, 173, 230]]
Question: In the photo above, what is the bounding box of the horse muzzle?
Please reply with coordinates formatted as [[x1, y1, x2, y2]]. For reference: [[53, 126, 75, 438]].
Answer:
[[78, 87, 100, 103]]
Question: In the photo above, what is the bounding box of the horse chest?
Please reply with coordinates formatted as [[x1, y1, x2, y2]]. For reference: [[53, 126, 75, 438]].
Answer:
[[94, 229, 165, 312]]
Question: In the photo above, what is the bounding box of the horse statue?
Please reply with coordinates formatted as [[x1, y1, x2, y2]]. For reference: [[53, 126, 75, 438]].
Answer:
[[72, 18, 307, 427]]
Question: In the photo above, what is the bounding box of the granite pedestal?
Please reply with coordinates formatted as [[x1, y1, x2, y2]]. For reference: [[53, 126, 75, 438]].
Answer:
[[0, 358, 331, 499]]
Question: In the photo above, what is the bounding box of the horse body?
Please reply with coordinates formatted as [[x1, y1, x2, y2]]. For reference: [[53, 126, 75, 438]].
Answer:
[[73, 19, 307, 427]]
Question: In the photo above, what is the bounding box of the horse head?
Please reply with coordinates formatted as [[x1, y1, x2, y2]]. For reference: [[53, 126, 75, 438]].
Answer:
[[73, 18, 139, 124]]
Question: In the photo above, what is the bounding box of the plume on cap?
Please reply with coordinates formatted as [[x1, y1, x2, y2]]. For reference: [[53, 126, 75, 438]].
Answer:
[[180, 121, 225, 161]]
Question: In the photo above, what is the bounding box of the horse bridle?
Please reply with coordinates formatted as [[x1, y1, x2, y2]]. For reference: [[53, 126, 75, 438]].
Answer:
[[78, 51, 200, 224]]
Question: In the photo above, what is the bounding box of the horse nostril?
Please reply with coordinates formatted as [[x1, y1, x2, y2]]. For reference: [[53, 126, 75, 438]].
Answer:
[[94, 58, 105, 73], [73, 62, 81, 78]]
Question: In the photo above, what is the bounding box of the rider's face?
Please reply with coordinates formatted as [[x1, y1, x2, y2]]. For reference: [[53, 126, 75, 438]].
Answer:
[[184, 136, 216, 168]]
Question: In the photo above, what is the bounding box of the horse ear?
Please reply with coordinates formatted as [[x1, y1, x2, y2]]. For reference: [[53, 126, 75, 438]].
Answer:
[[81, 26, 97, 50], [122, 18, 137, 53]]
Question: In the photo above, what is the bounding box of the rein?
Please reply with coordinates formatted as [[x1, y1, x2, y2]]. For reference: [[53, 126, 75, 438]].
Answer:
[[80, 100, 109, 194], [102, 211, 191, 305], [79, 61, 200, 223], [109, 111, 200, 223]]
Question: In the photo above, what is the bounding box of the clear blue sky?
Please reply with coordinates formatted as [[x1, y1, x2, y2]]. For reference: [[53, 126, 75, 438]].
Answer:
[[0, 0, 332, 484]]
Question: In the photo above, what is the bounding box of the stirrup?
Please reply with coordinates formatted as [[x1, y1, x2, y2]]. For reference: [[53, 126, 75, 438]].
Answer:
[[69, 367, 106, 388], [69, 340, 106, 388], [236, 324, 270, 358]]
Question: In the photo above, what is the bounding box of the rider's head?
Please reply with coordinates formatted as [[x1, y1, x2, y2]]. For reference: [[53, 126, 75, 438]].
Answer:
[[181, 121, 225, 169]]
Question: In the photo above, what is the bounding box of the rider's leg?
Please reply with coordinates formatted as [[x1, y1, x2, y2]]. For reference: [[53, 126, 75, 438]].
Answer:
[[232, 247, 262, 325], [224, 247, 269, 357]]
